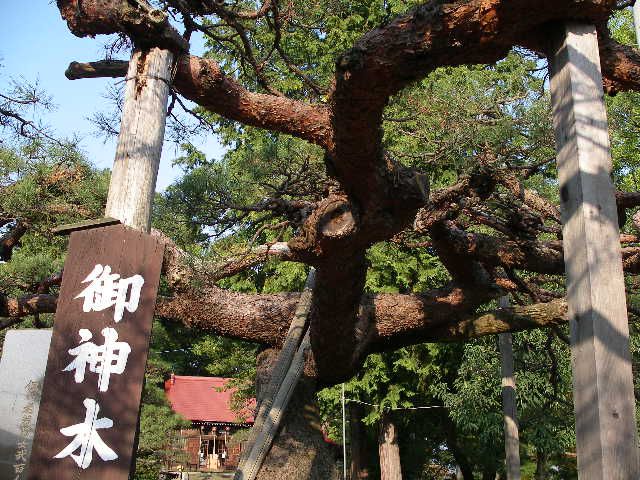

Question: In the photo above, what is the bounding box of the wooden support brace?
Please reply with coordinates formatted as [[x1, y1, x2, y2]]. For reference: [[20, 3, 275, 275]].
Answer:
[[234, 269, 316, 480], [498, 297, 521, 480], [548, 22, 639, 479]]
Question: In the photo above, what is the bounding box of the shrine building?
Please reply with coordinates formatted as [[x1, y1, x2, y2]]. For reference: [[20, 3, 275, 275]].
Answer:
[[164, 374, 255, 472]]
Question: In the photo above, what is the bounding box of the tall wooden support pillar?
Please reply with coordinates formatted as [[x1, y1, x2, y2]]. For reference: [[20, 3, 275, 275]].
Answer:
[[25, 45, 173, 480], [106, 47, 174, 232], [548, 23, 639, 478], [634, 2, 640, 51], [498, 297, 520, 480], [107, 46, 173, 475]]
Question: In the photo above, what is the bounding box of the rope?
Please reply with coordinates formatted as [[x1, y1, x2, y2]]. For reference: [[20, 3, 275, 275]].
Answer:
[[345, 398, 447, 411], [122, 74, 174, 86], [121, 48, 180, 87]]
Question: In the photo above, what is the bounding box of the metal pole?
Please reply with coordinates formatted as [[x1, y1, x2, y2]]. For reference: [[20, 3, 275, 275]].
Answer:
[[498, 297, 521, 480], [342, 383, 347, 480]]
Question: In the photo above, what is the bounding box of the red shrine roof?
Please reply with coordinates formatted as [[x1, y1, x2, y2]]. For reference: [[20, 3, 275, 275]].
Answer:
[[164, 375, 255, 424]]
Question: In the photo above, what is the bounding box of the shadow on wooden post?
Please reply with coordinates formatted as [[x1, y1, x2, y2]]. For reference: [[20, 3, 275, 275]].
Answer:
[[548, 22, 639, 479]]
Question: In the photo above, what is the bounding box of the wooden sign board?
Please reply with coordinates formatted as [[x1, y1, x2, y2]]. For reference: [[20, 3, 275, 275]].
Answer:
[[27, 224, 164, 479]]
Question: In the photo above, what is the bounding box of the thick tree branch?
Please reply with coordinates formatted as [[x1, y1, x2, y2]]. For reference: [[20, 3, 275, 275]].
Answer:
[[173, 56, 332, 148], [0, 268, 569, 386], [168, 0, 274, 19], [616, 190, 640, 209], [0, 222, 28, 262], [155, 287, 298, 346], [0, 284, 567, 347], [328, 0, 621, 202], [598, 32, 640, 94], [0, 293, 57, 323], [153, 228, 301, 291], [65, 56, 332, 148], [59, 0, 640, 165], [369, 298, 568, 347], [155, 286, 568, 376], [57, 0, 188, 52], [426, 219, 640, 276], [497, 171, 561, 222], [431, 220, 565, 275]]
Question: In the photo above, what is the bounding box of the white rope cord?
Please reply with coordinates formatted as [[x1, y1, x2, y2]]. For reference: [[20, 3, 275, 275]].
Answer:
[[345, 398, 447, 411]]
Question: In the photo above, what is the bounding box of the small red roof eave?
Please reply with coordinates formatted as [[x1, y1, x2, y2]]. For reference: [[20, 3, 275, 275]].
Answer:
[[165, 375, 256, 424]]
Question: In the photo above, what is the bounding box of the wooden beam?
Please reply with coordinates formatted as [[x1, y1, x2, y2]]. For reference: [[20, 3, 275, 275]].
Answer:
[[105, 47, 174, 232], [27, 46, 171, 479], [236, 332, 311, 480], [65, 60, 129, 80], [498, 297, 521, 480], [234, 270, 316, 480], [548, 22, 639, 479]]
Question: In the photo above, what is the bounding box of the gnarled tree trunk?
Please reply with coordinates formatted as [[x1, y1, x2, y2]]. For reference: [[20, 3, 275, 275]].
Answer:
[[349, 403, 371, 479], [534, 450, 547, 480], [254, 349, 340, 480], [443, 416, 474, 480], [378, 411, 402, 480]]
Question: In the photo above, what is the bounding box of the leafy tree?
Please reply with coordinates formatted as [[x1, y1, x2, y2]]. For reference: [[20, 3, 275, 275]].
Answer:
[[6, 1, 640, 479]]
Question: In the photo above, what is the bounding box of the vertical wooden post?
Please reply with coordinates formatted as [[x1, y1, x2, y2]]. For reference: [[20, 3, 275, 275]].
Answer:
[[548, 23, 639, 479], [106, 47, 174, 232], [25, 44, 172, 480], [378, 412, 402, 480], [634, 2, 640, 50], [498, 297, 520, 480], [110, 46, 174, 476], [107, 46, 173, 476]]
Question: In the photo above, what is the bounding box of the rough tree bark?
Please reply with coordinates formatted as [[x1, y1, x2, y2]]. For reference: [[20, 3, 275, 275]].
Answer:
[[0, 222, 28, 261], [54, 1, 640, 381], [253, 349, 340, 480]]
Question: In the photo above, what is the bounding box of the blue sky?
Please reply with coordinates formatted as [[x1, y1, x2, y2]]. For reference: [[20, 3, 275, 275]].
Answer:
[[0, 1, 223, 190]]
